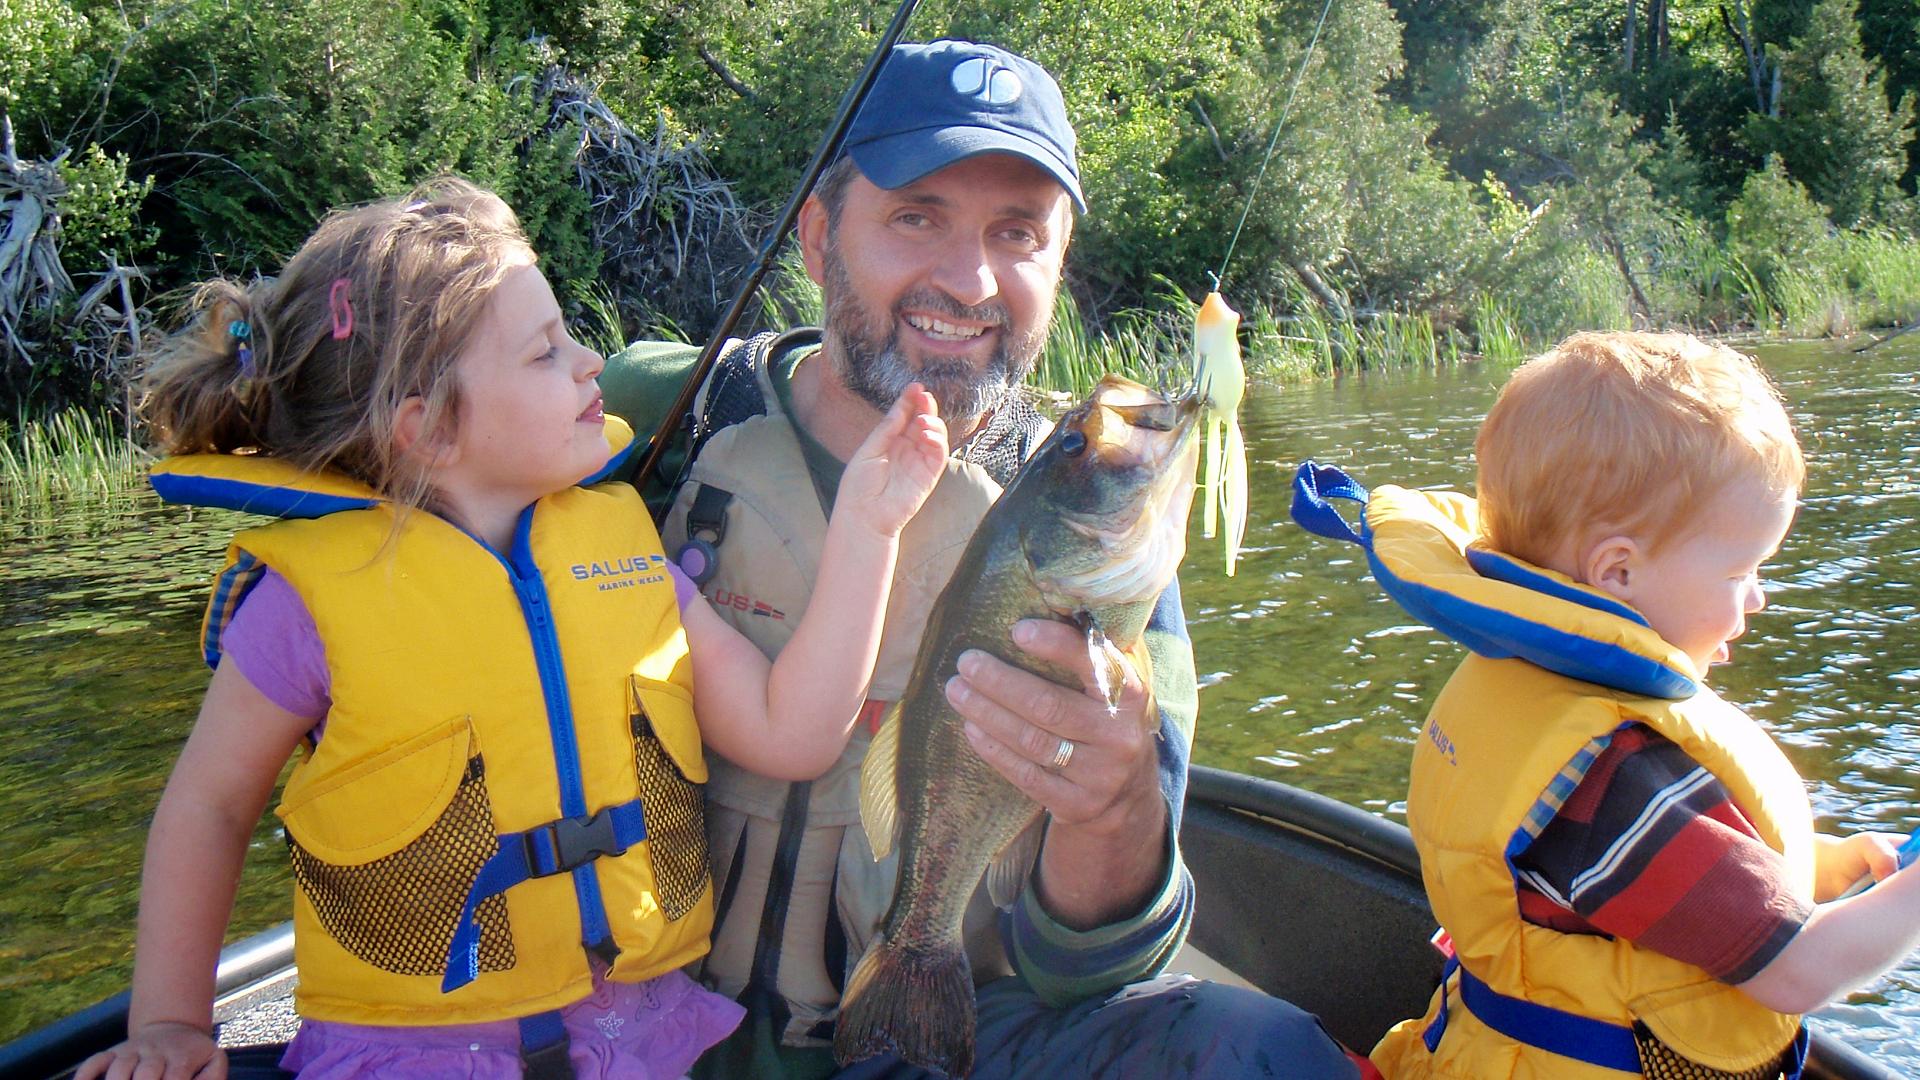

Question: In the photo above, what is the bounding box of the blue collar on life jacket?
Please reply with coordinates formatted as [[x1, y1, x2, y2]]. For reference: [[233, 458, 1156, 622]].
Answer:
[[149, 417, 639, 519], [1290, 461, 1698, 701]]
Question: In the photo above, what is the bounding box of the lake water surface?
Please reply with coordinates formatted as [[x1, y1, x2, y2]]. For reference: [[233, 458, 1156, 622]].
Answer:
[[3, 339, 1917, 1067]]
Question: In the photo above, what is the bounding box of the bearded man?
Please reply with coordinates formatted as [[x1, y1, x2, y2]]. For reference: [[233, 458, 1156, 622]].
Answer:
[[601, 39, 1357, 1080]]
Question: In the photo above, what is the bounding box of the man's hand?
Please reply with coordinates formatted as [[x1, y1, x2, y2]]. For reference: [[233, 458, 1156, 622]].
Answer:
[[945, 618, 1169, 929]]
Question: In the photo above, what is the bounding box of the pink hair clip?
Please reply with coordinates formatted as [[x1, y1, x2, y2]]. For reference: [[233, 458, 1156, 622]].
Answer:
[[329, 278, 354, 340]]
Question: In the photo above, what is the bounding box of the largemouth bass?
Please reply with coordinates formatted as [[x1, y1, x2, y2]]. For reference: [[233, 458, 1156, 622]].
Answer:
[[833, 375, 1204, 1078]]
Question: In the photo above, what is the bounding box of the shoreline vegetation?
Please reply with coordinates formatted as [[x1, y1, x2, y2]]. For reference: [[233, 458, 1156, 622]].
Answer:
[[4, 0, 1918, 502]]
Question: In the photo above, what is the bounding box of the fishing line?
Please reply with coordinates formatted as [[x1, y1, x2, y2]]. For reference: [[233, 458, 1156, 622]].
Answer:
[[1213, 0, 1337, 288]]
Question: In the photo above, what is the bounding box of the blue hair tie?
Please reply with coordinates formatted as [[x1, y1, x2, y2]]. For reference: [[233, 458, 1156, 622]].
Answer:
[[228, 319, 255, 376]]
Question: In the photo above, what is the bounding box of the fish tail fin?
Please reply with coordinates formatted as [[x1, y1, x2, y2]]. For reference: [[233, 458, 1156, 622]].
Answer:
[[833, 930, 976, 1077]]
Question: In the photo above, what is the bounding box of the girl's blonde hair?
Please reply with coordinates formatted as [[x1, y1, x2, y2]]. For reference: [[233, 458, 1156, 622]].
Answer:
[[140, 178, 534, 509], [1476, 331, 1806, 570]]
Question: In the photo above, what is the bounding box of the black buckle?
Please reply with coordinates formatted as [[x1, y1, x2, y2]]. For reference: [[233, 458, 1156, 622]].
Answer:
[[519, 1034, 574, 1080], [523, 808, 624, 876]]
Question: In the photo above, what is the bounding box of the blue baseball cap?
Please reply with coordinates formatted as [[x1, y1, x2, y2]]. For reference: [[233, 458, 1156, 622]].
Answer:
[[844, 40, 1085, 212]]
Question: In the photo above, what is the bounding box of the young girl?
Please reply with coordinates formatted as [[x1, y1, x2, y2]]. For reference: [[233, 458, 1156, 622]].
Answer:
[[76, 179, 948, 1080]]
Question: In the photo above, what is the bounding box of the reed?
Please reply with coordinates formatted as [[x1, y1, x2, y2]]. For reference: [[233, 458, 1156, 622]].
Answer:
[[1031, 290, 1174, 396], [1837, 229, 1920, 330], [0, 409, 148, 508], [1473, 294, 1529, 364]]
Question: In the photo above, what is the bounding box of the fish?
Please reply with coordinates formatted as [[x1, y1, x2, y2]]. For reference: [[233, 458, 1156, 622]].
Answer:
[[1194, 291, 1248, 576], [833, 374, 1205, 1078]]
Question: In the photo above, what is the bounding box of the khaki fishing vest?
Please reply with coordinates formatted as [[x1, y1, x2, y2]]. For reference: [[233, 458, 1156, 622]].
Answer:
[[661, 346, 1013, 1046]]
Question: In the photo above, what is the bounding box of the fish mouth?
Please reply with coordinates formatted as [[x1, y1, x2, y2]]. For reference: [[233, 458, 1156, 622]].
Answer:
[[1040, 376, 1204, 606], [1078, 377, 1205, 474]]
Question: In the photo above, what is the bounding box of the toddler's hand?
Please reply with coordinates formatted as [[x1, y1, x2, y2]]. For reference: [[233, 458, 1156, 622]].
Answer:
[[838, 384, 948, 539], [1821, 831, 1907, 900], [76, 1021, 225, 1080]]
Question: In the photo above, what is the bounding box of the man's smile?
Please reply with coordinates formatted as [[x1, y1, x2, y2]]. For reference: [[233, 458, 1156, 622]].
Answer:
[[905, 313, 990, 341]]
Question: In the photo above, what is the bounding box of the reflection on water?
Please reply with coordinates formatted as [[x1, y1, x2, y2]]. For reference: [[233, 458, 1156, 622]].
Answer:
[[1, 339, 1916, 1065], [0, 500, 291, 1040], [1181, 339, 1920, 1067]]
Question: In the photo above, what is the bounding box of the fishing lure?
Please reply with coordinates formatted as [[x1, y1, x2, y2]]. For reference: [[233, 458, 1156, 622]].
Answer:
[[1194, 291, 1248, 576]]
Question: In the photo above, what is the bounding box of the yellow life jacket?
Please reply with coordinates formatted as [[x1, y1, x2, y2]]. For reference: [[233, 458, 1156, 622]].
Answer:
[[1291, 465, 1814, 1079], [658, 337, 1015, 1046], [150, 420, 717, 1026]]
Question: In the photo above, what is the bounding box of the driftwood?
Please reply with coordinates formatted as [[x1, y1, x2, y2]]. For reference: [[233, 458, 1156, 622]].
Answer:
[[532, 68, 762, 337], [0, 112, 150, 407], [1853, 320, 1920, 353], [1292, 261, 1350, 321], [0, 113, 76, 370]]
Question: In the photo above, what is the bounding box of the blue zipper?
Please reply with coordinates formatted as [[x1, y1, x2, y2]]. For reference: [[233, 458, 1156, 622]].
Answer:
[[466, 507, 616, 955]]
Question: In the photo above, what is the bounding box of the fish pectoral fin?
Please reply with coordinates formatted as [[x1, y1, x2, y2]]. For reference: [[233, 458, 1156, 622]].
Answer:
[[859, 703, 904, 861], [1118, 634, 1160, 738], [987, 814, 1046, 909]]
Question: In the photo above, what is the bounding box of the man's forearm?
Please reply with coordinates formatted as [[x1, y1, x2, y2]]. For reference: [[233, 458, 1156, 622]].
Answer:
[[1033, 775, 1170, 928]]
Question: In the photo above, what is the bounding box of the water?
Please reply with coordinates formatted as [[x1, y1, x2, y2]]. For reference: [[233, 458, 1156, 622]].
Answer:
[[2, 339, 1916, 1066]]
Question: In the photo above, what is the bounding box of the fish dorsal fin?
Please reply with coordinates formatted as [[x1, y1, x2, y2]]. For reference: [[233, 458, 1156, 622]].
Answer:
[[987, 815, 1046, 909], [859, 702, 904, 860]]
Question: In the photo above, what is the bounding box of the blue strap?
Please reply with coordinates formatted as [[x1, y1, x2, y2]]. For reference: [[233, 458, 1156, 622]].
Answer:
[[518, 1009, 573, 1079], [1422, 954, 1458, 1052], [1784, 1022, 1810, 1080], [1427, 957, 1808, 1076], [1452, 962, 1642, 1072], [441, 800, 649, 992], [1289, 461, 1369, 547]]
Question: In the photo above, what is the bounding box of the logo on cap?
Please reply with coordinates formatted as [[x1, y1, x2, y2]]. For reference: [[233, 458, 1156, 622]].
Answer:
[[950, 57, 1022, 105]]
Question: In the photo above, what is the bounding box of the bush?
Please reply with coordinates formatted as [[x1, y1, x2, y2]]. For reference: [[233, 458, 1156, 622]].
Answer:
[[1727, 156, 1839, 301]]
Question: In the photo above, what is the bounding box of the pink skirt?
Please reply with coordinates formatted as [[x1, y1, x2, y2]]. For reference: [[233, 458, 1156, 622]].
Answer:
[[280, 970, 743, 1079]]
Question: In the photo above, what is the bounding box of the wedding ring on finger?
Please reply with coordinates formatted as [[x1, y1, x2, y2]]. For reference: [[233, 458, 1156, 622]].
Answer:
[[1047, 737, 1075, 771]]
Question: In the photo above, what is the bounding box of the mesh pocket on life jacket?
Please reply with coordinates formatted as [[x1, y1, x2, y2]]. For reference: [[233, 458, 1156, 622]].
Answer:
[[632, 705, 708, 921], [1633, 1022, 1789, 1080], [288, 754, 515, 976]]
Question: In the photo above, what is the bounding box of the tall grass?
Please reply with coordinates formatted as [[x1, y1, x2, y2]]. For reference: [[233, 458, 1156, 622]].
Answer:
[[1, 410, 148, 508], [1031, 281, 1464, 399], [1032, 289, 1177, 395], [1838, 229, 1920, 331], [1473, 295, 1529, 364]]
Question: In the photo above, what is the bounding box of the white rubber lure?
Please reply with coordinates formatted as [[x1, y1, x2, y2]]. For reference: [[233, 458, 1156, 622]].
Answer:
[[1194, 291, 1247, 576]]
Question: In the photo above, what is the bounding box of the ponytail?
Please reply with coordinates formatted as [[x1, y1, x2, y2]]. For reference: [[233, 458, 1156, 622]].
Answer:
[[135, 178, 534, 505], [139, 280, 279, 456]]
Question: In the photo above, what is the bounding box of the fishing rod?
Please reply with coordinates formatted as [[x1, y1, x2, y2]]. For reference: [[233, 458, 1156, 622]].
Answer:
[[630, 0, 924, 495]]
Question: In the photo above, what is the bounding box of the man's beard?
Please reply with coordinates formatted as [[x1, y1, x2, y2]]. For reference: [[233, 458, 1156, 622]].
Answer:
[[818, 237, 1051, 424]]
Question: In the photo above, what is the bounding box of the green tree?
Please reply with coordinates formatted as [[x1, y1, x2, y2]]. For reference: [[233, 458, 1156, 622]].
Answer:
[[1726, 153, 1837, 291], [1747, 0, 1915, 227]]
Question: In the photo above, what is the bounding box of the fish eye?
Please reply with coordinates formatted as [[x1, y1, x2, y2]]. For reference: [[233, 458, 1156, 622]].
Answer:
[[1060, 430, 1087, 457]]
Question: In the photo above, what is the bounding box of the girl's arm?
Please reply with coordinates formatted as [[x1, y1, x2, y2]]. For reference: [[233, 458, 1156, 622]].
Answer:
[[688, 385, 946, 780], [1740, 842, 1919, 1014], [76, 660, 314, 1080]]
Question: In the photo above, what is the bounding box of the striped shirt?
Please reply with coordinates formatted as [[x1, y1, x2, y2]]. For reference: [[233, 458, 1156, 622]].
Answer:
[[1512, 724, 1810, 983]]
